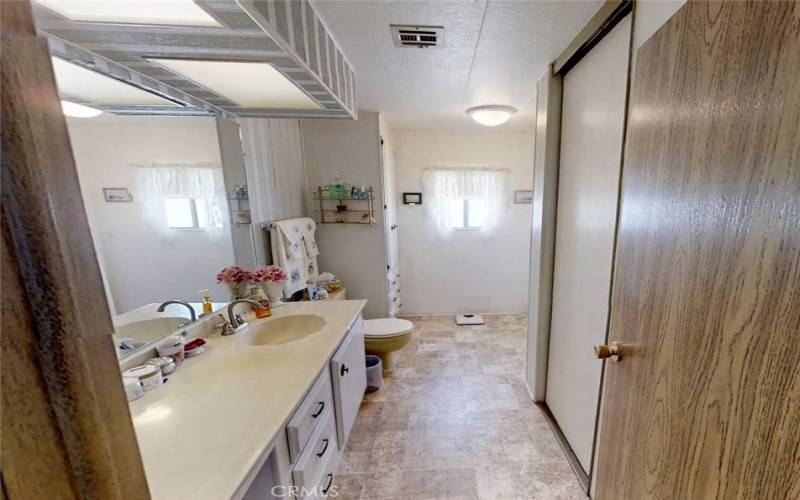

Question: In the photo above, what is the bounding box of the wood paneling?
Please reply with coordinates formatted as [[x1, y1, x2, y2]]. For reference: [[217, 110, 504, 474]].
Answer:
[[1, 1, 150, 498], [595, 1, 800, 498]]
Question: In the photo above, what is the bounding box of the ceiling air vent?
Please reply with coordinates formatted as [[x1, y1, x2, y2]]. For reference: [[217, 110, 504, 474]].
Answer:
[[390, 25, 444, 49]]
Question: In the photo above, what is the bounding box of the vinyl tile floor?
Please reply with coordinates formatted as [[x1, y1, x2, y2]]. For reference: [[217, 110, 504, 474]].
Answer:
[[332, 314, 586, 500]]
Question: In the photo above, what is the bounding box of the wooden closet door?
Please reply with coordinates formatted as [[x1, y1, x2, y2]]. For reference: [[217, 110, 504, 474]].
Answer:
[[595, 2, 800, 499]]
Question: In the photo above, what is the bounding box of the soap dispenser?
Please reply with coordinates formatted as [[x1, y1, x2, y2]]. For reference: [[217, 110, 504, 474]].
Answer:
[[249, 286, 272, 319], [199, 290, 213, 315]]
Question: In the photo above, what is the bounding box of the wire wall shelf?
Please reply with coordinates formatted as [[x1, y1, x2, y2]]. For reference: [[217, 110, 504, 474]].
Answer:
[[313, 186, 376, 225]]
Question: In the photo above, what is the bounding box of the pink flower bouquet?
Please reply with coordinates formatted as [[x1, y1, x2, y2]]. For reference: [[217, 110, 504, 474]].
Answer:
[[251, 265, 288, 283], [216, 266, 253, 284]]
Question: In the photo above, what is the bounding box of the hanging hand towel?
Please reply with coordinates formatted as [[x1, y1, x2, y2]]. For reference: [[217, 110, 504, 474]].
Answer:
[[301, 218, 320, 259], [270, 217, 320, 296]]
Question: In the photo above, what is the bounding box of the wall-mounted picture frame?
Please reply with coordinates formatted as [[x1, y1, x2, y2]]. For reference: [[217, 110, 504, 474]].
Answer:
[[514, 190, 533, 204], [403, 192, 422, 205], [103, 187, 133, 203]]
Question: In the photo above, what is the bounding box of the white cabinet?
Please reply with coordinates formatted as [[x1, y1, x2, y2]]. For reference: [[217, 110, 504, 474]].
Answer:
[[286, 371, 334, 463], [243, 313, 366, 499], [330, 316, 366, 448], [291, 411, 338, 497]]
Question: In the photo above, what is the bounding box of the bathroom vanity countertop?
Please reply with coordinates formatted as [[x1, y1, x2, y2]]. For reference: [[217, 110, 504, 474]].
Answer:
[[128, 300, 367, 500]]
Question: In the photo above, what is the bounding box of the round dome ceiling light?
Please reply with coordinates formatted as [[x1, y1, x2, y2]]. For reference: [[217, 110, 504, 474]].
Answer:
[[61, 100, 103, 118], [466, 105, 516, 127]]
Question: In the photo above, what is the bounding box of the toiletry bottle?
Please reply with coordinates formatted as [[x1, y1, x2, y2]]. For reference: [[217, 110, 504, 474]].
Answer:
[[250, 286, 272, 319], [329, 174, 343, 199], [199, 290, 213, 315]]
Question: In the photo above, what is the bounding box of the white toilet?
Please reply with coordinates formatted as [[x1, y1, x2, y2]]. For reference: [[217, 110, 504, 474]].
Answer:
[[363, 318, 413, 373]]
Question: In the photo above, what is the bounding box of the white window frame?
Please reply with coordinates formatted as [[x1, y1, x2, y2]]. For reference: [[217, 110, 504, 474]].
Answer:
[[164, 197, 207, 230], [450, 198, 484, 230]]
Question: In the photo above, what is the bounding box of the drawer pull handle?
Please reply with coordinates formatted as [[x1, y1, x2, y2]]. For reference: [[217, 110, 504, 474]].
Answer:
[[321, 473, 334, 495], [311, 401, 325, 418], [316, 438, 329, 458], [340, 364, 349, 376]]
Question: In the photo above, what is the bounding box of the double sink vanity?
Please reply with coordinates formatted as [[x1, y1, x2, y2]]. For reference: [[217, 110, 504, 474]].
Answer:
[[125, 300, 367, 499]]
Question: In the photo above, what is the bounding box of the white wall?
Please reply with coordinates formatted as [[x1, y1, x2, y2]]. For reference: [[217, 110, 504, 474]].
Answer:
[[393, 130, 534, 316], [67, 115, 235, 314], [301, 112, 389, 319]]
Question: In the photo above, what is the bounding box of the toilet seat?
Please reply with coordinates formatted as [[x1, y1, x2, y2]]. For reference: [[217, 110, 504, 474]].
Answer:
[[363, 318, 413, 339]]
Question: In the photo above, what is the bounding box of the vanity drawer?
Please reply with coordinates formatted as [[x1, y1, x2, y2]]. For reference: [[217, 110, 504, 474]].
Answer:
[[287, 370, 334, 463], [315, 443, 341, 499], [291, 410, 338, 496]]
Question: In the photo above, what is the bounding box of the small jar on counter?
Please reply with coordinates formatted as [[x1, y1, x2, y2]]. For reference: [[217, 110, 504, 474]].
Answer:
[[123, 365, 163, 391], [146, 356, 176, 376], [123, 376, 144, 401]]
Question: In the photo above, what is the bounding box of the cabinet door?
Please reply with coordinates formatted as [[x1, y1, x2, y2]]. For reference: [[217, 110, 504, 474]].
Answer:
[[330, 316, 366, 448]]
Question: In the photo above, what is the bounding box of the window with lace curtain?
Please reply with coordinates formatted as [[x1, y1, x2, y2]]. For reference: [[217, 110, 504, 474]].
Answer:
[[422, 167, 510, 237], [164, 197, 214, 229], [136, 162, 226, 233]]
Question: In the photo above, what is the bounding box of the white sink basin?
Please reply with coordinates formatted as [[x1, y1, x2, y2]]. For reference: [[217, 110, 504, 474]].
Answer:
[[115, 317, 187, 342], [242, 315, 326, 346]]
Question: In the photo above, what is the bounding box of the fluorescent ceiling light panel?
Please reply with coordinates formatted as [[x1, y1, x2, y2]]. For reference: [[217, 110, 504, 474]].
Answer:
[[52, 57, 179, 106], [150, 59, 321, 109], [61, 100, 103, 118], [36, 0, 222, 27]]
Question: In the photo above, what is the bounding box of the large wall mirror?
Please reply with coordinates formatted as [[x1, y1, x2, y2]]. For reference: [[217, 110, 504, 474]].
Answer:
[[64, 109, 254, 359]]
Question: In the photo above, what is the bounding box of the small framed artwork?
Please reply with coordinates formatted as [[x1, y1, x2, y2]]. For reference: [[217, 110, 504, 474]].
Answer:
[[514, 190, 533, 204], [103, 187, 133, 203], [403, 192, 422, 205]]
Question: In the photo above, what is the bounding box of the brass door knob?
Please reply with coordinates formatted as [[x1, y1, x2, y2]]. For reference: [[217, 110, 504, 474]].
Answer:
[[594, 342, 622, 362]]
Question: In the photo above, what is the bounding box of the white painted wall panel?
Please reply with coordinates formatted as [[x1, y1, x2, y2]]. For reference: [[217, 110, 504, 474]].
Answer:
[[393, 130, 534, 316], [301, 112, 389, 319]]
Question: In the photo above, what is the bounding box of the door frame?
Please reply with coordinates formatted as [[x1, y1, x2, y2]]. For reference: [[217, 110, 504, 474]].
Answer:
[[1, 1, 150, 497], [525, 0, 634, 492]]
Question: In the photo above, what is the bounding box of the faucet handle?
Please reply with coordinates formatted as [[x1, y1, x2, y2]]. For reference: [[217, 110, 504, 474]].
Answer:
[[214, 315, 235, 336]]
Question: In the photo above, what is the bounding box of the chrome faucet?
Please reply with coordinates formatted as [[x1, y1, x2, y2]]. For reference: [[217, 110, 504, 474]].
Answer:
[[213, 314, 235, 336], [157, 300, 197, 326], [227, 299, 262, 330]]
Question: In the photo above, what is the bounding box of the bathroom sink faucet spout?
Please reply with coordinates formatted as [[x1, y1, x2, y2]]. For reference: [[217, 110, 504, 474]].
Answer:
[[157, 300, 197, 325], [227, 299, 263, 329]]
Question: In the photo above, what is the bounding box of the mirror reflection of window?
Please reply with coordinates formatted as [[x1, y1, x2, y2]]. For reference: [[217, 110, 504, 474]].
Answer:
[[164, 197, 222, 229], [164, 197, 197, 228], [137, 162, 227, 233]]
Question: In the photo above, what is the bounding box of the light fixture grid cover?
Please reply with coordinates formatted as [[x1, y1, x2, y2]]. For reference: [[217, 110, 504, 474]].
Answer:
[[35, 0, 223, 27], [148, 59, 321, 110], [52, 56, 180, 107]]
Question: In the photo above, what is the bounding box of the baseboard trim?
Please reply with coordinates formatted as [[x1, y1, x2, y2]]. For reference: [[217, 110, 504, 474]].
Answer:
[[523, 380, 536, 402], [536, 402, 590, 496]]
